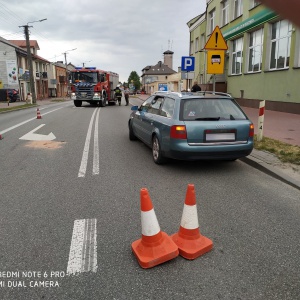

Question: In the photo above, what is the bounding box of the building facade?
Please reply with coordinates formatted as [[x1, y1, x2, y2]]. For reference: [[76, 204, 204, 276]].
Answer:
[[188, 0, 300, 114], [0, 36, 73, 101], [141, 51, 177, 94], [0, 37, 28, 101]]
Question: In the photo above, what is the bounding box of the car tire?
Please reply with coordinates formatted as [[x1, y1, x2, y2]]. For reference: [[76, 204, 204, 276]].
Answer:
[[152, 135, 165, 164], [74, 101, 82, 107], [129, 122, 137, 141]]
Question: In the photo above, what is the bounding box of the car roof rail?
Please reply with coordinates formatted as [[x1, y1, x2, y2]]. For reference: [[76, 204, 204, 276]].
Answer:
[[168, 92, 183, 97], [192, 91, 232, 97]]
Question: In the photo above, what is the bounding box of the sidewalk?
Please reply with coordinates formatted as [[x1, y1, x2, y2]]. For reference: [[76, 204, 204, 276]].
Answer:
[[0, 98, 66, 109]]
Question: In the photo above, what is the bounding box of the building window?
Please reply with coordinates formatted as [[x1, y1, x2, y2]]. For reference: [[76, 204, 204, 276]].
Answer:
[[270, 20, 292, 70], [200, 34, 205, 49], [231, 37, 243, 74], [221, 0, 229, 26], [209, 9, 215, 33], [248, 28, 263, 72], [190, 40, 194, 55], [250, 0, 261, 9], [195, 37, 199, 53], [233, 0, 243, 19]]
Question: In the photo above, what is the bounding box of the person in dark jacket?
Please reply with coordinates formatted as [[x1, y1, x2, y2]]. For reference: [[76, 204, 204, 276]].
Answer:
[[191, 81, 201, 92]]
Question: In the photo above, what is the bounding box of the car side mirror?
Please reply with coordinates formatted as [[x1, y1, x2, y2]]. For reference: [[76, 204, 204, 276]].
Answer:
[[131, 105, 138, 111]]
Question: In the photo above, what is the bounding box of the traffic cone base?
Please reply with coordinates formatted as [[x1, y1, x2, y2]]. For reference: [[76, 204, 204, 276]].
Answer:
[[171, 184, 213, 260], [171, 229, 213, 260], [132, 231, 179, 269]]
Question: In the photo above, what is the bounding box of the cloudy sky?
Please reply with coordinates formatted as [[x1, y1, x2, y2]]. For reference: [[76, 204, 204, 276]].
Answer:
[[0, 0, 206, 83]]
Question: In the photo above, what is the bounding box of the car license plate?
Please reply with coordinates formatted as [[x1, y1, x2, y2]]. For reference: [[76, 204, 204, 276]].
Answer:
[[81, 92, 87, 97], [205, 129, 236, 142]]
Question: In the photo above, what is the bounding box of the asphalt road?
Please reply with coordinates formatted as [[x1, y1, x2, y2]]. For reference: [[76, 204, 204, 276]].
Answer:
[[0, 99, 299, 300]]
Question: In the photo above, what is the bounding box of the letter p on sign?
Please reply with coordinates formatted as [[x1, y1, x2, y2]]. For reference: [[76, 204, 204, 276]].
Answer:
[[181, 56, 195, 72]]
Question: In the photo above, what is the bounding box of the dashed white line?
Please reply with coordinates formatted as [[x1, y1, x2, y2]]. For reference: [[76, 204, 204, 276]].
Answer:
[[67, 219, 98, 275]]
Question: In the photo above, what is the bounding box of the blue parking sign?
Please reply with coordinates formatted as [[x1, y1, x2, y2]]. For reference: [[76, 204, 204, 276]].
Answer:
[[181, 56, 195, 71]]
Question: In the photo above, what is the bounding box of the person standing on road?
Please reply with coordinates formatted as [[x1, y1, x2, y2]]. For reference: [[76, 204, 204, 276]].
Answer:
[[114, 85, 122, 106], [191, 81, 201, 92], [124, 87, 130, 106]]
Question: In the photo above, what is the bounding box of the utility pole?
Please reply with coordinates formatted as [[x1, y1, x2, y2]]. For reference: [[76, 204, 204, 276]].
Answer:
[[63, 48, 77, 98], [19, 18, 47, 104]]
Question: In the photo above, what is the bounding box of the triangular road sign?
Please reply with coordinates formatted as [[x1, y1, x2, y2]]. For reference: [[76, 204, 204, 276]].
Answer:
[[204, 26, 228, 50]]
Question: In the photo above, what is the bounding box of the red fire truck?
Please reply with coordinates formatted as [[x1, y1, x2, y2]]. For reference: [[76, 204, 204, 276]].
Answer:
[[70, 67, 119, 107]]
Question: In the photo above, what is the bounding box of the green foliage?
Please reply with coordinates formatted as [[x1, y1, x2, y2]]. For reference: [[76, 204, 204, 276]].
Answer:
[[254, 135, 300, 165], [128, 71, 141, 90]]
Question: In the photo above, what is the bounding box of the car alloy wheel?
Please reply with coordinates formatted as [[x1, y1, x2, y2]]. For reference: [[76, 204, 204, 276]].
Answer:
[[152, 135, 165, 164]]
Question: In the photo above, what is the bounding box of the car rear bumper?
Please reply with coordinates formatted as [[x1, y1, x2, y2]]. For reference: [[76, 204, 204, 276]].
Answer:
[[164, 140, 253, 160]]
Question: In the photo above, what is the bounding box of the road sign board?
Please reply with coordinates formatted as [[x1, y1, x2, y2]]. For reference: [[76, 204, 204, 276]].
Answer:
[[181, 56, 195, 71], [207, 50, 225, 74], [204, 26, 228, 50], [181, 72, 195, 80]]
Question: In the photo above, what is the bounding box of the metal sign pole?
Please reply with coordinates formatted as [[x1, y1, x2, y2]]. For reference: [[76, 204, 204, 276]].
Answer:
[[213, 74, 216, 94], [187, 71, 189, 91]]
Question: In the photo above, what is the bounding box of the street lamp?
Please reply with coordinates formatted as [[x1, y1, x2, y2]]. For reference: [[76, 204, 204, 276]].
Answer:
[[19, 18, 47, 104], [62, 48, 77, 97]]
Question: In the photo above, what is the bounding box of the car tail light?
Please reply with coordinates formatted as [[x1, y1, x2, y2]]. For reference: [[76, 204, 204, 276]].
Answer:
[[170, 125, 187, 139], [249, 124, 254, 137]]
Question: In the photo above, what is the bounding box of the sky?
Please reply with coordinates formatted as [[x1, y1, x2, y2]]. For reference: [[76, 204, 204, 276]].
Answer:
[[0, 0, 206, 83]]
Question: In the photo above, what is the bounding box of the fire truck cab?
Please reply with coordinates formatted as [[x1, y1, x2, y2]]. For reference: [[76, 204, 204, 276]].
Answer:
[[70, 67, 119, 107]]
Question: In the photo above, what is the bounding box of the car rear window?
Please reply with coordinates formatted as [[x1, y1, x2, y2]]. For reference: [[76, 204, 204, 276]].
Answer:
[[179, 98, 247, 121]]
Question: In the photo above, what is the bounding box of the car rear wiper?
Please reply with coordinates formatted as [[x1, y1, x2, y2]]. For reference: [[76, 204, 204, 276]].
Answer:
[[194, 117, 220, 121]]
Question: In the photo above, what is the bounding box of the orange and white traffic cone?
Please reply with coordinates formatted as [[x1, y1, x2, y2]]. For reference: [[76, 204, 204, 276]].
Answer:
[[171, 184, 213, 260], [36, 108, 42, 119], [131, 188, 179, 269]]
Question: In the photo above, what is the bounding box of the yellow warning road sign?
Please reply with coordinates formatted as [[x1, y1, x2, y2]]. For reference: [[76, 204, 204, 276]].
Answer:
[[207, 50, 225, 74], [204, 26, 228, 50]]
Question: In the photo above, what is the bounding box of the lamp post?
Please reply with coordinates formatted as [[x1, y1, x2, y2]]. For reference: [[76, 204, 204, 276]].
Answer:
[[19, 18, 47, 104], [62, 48, 77, 97]]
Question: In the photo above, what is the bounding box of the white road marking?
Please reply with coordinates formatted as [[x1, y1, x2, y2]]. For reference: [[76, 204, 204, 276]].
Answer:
[[67, 219, 97, 275], [93, 108, 100, 175], [78, 107, 100, 177], [0, 106, 63, 135], [19, 124, 56, 141]]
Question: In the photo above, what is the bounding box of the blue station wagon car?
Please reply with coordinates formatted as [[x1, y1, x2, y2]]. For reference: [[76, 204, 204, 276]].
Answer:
[[128, 91, 254, 164]]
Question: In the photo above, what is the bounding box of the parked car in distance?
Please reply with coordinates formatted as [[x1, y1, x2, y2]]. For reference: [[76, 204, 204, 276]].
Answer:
[[128, 91, 254, 164], [0, 89, 20, 102]]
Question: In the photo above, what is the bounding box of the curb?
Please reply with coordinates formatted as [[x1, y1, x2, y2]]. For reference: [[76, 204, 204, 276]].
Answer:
[[240, 154, 300, 191]]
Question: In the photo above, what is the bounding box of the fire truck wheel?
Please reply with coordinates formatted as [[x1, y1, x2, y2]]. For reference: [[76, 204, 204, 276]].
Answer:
[[99, 98, 106, 107], [74, 101, 82, 107]]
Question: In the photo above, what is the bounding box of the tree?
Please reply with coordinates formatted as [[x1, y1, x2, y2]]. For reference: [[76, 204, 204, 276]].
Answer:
[[127, 71, 141, 91]]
